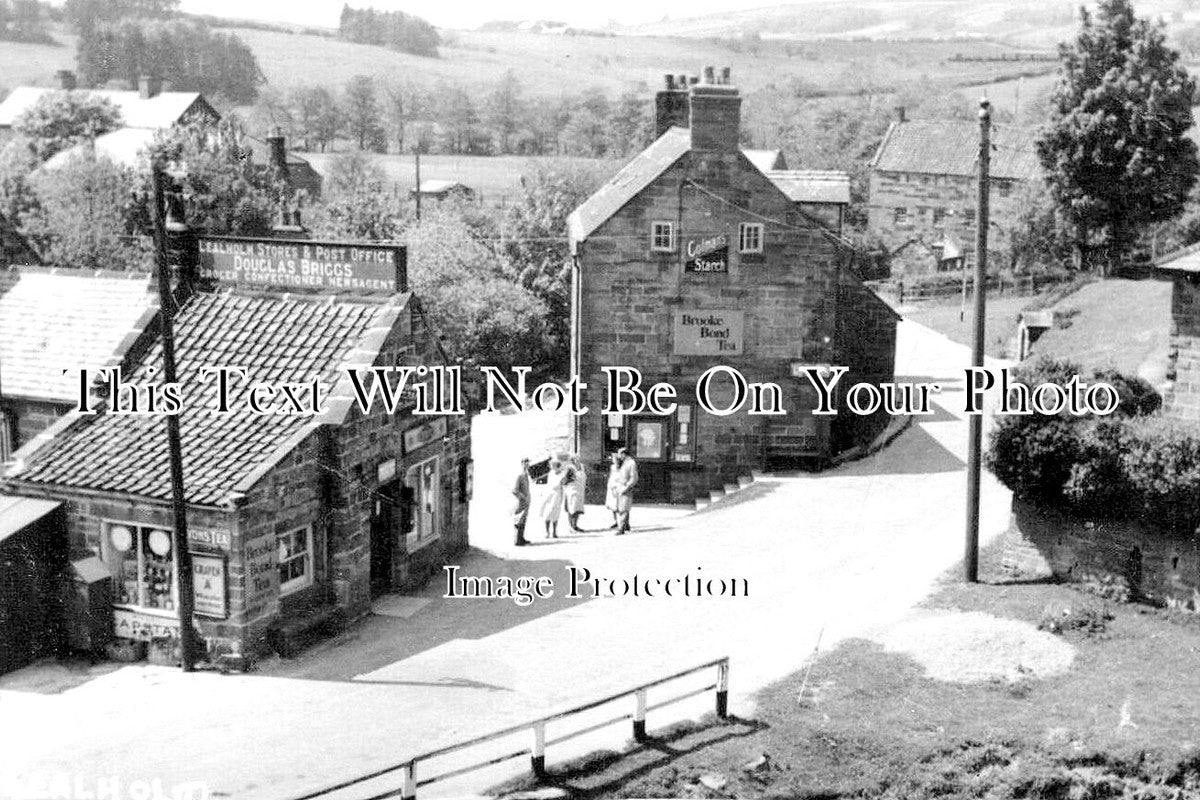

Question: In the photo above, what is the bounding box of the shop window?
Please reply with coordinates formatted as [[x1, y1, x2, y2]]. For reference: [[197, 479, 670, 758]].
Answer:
[[998, 181, 1012, 198], [738, 223, 764, 254], [277, 525, 313, 595], [650, 221, 676, 252], [893, 207, 909, 225], [932, 207, 946, 225], [405, 456, 440, 551], [102, 522, 176, 611]]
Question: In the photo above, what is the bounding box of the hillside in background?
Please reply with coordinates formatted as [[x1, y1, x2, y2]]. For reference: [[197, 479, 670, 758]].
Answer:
[[617, 0, 1199, 48]]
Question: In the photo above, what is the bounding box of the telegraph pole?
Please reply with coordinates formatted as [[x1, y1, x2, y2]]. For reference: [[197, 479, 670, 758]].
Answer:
[[414, 147, 422, 222], [965, 98, 991, 583], [151, 166, 199, 671]]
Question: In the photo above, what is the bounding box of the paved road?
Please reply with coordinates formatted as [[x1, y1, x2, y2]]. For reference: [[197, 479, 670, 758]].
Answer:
[[0, 320, 1013, 800]]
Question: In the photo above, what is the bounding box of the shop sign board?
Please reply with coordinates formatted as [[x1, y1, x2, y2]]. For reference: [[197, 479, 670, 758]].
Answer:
[[191, 553, 228, 619], [403, 417, 448, 454], [672, 310, 744, 355], [188, 526, 231, 550], [113, 609, 179, 641], [198, 236, 406, 294], [684, 235, 729, 273]]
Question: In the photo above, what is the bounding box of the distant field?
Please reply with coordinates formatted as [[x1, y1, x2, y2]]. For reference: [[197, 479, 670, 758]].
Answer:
[[232, 28, 1051, 98], [303, 152, 624, 206], [0, 35, 77, 91]]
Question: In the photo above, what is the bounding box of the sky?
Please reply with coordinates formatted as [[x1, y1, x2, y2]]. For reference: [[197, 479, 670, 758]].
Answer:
[[176, 0, 781, 31]]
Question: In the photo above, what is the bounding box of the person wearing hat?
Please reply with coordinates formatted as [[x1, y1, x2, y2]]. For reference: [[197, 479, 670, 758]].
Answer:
[[513, 457, 531, 546], [607, 447, 638, 535]]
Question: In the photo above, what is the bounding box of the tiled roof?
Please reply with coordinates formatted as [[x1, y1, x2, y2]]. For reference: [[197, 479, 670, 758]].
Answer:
[[870, 120, 1041, 181], [763, 170, 851, 205], [0, 87, 213, 130], [7, 289, 408, 506], [43, 129, 315, 173], [568, 127, 692, 243], [0, 268, 157, 403]]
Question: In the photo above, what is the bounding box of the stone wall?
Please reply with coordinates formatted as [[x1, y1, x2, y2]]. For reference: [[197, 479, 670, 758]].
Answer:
[[1165, 276, 1200, 421], [1006, 498, 1200, 611]]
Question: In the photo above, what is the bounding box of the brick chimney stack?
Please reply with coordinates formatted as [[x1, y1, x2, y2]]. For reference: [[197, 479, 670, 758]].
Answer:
[[138, 74, 162, 99], [266, 127, 290, 180], [654, 73, 690, 139], [689, 65, 740, 153], [55, 70, 77, 90]]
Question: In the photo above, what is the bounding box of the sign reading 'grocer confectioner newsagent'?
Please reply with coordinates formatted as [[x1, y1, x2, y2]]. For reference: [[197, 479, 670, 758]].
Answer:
[[198, 236, 406, 293]]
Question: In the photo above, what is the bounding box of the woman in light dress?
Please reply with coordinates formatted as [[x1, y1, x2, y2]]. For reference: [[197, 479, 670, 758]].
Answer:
[[539, 459, 568, 539]]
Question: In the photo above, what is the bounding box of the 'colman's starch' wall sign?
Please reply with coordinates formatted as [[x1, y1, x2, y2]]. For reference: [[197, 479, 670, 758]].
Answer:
[[198, 236, 407, 293], [685, 235, 728, 273]]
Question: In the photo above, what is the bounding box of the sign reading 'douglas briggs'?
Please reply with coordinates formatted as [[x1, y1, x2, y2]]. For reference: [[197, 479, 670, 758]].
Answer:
[[673, 310, 744, 355], [198, 236, 406, 293]]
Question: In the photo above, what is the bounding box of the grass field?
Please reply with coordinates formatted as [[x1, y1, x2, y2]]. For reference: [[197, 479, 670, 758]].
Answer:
[[492, 547, 1200, 798], [901, 287, 1060, 359], [302, 152, 623, 206]]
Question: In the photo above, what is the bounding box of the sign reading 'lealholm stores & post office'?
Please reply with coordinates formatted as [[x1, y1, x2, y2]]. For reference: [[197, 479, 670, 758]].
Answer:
[[198, 236, 406, 293], [673, 310, 744, 355]]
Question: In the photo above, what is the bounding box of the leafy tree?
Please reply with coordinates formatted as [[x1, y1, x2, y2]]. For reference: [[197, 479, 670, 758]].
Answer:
[[344, 75, 383, 151], [13, 91, 123, 161], [0, 0, 54, 42], [24, 151, 151, 269], [0, 136, 42, 226], [502, 161, 604, 369], [307, 151, 408, 241], [1003, 180, 1074, 272], [382, 80, 420, 154], [485, 71, 524, 154], [1037, 0, 1199, 269], [404, 208, 548, 371], [337, 4, 439, 58], [607, 91, 653, 156], [77, 19, 263, 104], [291, 86, 341, 152], [147, 118, 283, 234]]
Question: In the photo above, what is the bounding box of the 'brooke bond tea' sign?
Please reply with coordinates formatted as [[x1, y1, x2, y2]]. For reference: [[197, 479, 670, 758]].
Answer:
[[685, 235, 728, 274], [198, 236, 407, 293], [673, 310, 744, 355]]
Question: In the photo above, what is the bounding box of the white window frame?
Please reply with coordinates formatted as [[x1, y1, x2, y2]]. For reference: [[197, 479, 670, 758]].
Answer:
[[278, 524, 314, 596], [101, 520, 179, 615], [405, 455, 441, 552], [738, 222, 764, 254], [650, 221, 676, 253]]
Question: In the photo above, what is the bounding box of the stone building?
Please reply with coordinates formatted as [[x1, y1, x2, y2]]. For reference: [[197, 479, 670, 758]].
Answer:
[[0, 267, 158, 461], [567, 67, 897, 505], [866, 111, 1040, 274], [1156, 247, 1200, 421], [1, 238, 470, 662]]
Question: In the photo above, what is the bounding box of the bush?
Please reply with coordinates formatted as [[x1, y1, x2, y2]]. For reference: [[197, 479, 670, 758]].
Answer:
[[986, 359, 1200, 532]]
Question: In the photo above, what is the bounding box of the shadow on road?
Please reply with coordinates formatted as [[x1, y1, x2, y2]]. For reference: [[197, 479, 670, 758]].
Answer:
[[260, 548, 591, 682], [842, 423, 964, 476]]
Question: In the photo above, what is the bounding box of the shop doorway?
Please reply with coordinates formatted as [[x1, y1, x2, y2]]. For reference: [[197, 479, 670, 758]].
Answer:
[[628, 416, 670, 502], [369, 481, 402, 596]]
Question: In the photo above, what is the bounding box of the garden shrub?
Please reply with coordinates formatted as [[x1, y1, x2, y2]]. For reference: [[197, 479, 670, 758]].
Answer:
[[985, 359, 1200, 531]]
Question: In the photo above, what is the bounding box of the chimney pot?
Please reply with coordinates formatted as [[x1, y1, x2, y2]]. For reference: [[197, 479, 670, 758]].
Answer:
[[721, 67, 731, 85], [664, 73, 675, 90], [895, 105, 907, 123], [703, 66, 715, 84], [55, 70, 77, 90], [678, 73, 687, 88], [689, 76, 699, 85]]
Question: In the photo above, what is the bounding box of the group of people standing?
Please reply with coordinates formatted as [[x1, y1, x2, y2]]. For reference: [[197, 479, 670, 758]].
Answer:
[[512, 449, 639, 546]]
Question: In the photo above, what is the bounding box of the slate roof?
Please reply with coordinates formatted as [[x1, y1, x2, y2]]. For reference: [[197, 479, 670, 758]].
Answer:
[[7, 289, 408, 506], [763, 170, 851, 205], [0, 268, 157, 403], [0, 87, 215, 130], [568, 127, 692, 243], [870, 120, 1041, 181]]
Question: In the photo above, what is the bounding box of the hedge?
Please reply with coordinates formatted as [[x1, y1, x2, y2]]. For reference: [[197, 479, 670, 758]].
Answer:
[[984, 358, 1200, 531]]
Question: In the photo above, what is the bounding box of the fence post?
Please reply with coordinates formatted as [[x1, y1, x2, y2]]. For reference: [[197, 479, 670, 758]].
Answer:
[[633, 689, 648, 742], [531, 722, 547, 778], [716, 660, 729, 718], [400, 762, 417, 800]]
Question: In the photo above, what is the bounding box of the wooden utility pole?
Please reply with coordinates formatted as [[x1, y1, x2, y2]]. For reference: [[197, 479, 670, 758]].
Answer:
[[151, 166, 199, 671], [965, 98, 991, 584], [414, 147, 422, 222]]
